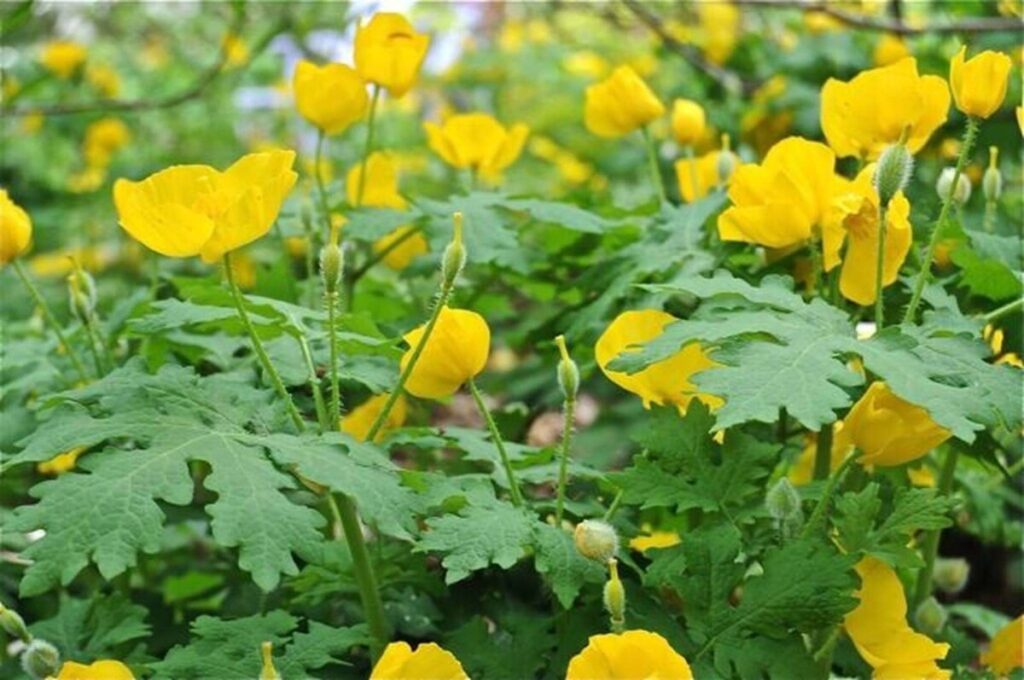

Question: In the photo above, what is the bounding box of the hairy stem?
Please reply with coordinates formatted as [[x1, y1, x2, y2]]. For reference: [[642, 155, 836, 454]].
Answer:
[[555, 396, 576, 525], [912, 448, 959, 608], [801, 451, 860, 539], [12, 259, 90, 382], [874, 202, 889, 327], [326, 291, 343, 425], [469, 378, 525, 507], [298, 335, 328, 430]]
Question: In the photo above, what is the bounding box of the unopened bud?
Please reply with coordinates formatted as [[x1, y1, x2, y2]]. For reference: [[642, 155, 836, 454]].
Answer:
[[554, 335, 579, 401], [602, 558, 626, 631], [67, 263, 97, 323], [319, 242, 344, 296], [717, 134, 737, 184], [441, 212, 466, 289], [874, 142, 913, 206], [259, 641, 281, 680], [766, 477, 804, 539], [574, 519, 619, 563], [0, 603, 31, 642], [21, 639, 60, 679], [936, 167, 971, 206], [933, 556, 970, 594], [914, 596, 948, 635], [983, 146, 1002, 202]]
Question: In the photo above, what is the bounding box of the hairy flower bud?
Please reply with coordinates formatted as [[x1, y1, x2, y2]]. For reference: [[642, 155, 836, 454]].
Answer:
[[716, 133, 737, 184], [574, 519, 619, 563], [319, 243, 344, 296], [933, 556, 970, 594], [873, 142, 913, 206], [259, 641, 281, 680], [0, 603, 31, 643], [766, 477, 804, 538], [555, 335, 579, 401], [67, 264, 97, 323], [914, 596, 948, 635], [21, 639, 60, 680], [441, 212, 466, 289], [936, 167, 971, 206], [603, 558, 626, 631], [983, 146, 1002, 202]]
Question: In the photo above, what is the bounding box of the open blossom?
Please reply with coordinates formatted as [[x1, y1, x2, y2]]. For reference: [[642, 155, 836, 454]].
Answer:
[[567, 630, 693, 679], [425, 112, 529, 180], [56, 659, 135, 680], [842, 382, 951, 467], [41, 40, 87, 79], [370, 641, 468, 680], [401, 307, 490, 399], [1, 189, 32, 265], [293, 60, 368, 135], [949, 46, 1012, 119], [980, 615, 1024, 675], [83, 117, 131, 169], [584, 65, 665, 138], [354, 13, 430, 98]]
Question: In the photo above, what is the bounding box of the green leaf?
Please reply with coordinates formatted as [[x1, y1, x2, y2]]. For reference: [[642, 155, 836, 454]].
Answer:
[[418, 501, 534, 584], [532, 522, 605, 608], [30, 594, 150, 662], [446, 610, 555, 680]]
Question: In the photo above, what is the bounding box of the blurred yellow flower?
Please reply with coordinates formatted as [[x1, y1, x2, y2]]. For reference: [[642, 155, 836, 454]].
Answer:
[[675, 150, 736, 202], [41, 40, 87, 79], [401, 306, 490, 399], [804, 10, 844, 34], [86, 64, 121, 98], [56, 659, 135, 680], [293, 60, 368, 136], [907, 464, 936, 487], [37, 447, 86, 475], [425, 113, 529, 180], [698, 0, 740, 65], [1, 189, 32, 265], [228, 250, 257, 290], [873, 34, 910, 67], [629, 529, 681, 553], [67, 167, 106, 194], [530, 137, 594, 185], [342, 393, 407, 442], [374, 225, 428, 270], [83, 117, 131, 168], [347, 151, 406, 209], [595, 309, 721, 413], [845, 558, 951, 679], [949, 46, 1013, 119], [671, 99, 706, 147], [29, 245, 113, 278], [567, 630, 693, 679], [113, 149, 297, 263], [980, 615, 1024, 675], [370, 641, 467, 680], [354, 13, 430, 98], [718, 136, 837, 249], [563, 51, 609, 80], [984, 324, 1024, 368], [788, 426, 849, 485], [843, 382, 951, 467], [221, 32, 249, 67], [821, 58, 949, 159], [584, 65, 665, 138]]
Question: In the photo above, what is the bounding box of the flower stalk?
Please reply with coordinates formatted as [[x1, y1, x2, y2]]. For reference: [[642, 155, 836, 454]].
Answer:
[[554, 335, 579, 525], [642, 127, 666, 204], [468, 377, 525, 507], [873, 202, 888, 327], [912, 448, 960, 609]]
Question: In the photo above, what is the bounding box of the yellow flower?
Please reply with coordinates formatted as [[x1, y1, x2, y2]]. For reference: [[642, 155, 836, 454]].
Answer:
[[567, 630, 693, 679], [907, 464, 936, 487], [41, 40, 87, 79], [584, 65, 665, 139], [595, 309, 721, 413], [718, 137, 837, 249], [86, 64, 121, 98], [425, 113, 529, 180], [675, 150, 736, 203], [374, 226, 428, 270], [629, 529, 681, 553], [821, 58, 949, 159], [370, 641, 468, 680], [354, 13, 430, 98], [401, 307, 490, 399], [874, 34, 910, 67], [83, 117, 131, 169], [843, 382, 951, 467], [698, 0, 740, 65], [1, 189, 32, 265], [342, 393, 407, 442], [292, 60, 368, 136], [37, 447, 87, 475], [845, 558, 951, 679], [222, 32, 249, 67], [671, 99, 706, 147], [949, 46, 1013, 119], [347, 152, 406, 209], [113, 149, 297, 263], [788, 426, 850, 485], [824, 165, 913, 305], [56, 659, 135, 680], [563, 51, 610, 80], [981, 615, 1024, 675]]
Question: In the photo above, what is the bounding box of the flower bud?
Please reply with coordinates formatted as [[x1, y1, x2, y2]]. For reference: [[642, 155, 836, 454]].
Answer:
[[716, 133, 737, 185], [914, 596, 948, 635], [67, 263, 97, 323], [319, 243, 344, 296], [441, 212, 466, 290], [983, 146, 1002, 202], [21, 639, 60, 679], [933, 556, 970, 595], [602, 558, 626, 631], [671, 98, 706, 147], [259, 641, 281, 680], [873, 142, 913, 206], [554, 335, 579, 401], [574, 519, 619, 563], [766, 477, 804, 539], [936, 167, 971, 206], [0, 603, 31, 643]]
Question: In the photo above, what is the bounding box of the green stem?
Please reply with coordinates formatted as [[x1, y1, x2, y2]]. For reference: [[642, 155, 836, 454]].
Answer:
[[874, 201, 888, 328], [355, 85, 381, 208], [984, 297, 1023, 324], [801, 451, 860, 539], [334, 492, 390, 661], [223, 252, 305, 431], [300, 207, 318, 309], [326, 291, 343, 425], [468, 378, 524, 507], [313, 130, 332, 233], [298, 335, 328, 430], [555, 397, 576, 525], [12, 259, 90, 382], [813, 424, 834, 481], [904, 117, 979, 324], [642, 127, 666, 205], [983, 199, 996, 234], [82, 313, 111, 376], [349, 224, 423, 286], [912, 448, 959, 608], [603, 489, 624, 521]]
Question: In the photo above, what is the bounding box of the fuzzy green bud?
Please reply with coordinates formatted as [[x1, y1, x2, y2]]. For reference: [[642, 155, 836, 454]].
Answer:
[[602, 559, 626, 632], [983, 146, 1002, 202], [67, 263, 97, 323], [0, 603, 31, 643], [933, 556, 970, 595], [574, 519, 619, 563], [765, 477, 804, 539], [441, 212, 467, 290], [914, 596, 948, 635], [716, 133, 737, 184], [873, 142, 913, 206], [554, 335, 579, 401], [319, 243, 344, 296], [259, 641, 281, 680], [21, 639, 60, 679], [936, 167, 971, 206]]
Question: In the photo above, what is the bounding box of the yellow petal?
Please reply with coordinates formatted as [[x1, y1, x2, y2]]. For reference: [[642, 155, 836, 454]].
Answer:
[[674, 151, 726, 203], [293, 60, 368, 135], [370, 642, 468, 680], [843, 382, 951, 467], [980, 615, 1024, 674], [629, 530, 681, 553], [347, 151, 406, 209], [341, 393, 407, 442], [57, 659, 135, 680], [584, 66, 664, 138], [401, 307, 491, 399], [374, 226, 428, 270], [0, 189, 33, 265], [950, 47, 1013, 119], [354, 13, 430, 98], [566, 630, 693, 679]]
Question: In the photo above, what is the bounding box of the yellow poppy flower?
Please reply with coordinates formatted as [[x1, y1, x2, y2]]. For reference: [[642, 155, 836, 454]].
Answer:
[[629, 529, 681, 553], [1, 189, 32, 265], [425, 113, 529, 180], [697, 0, 740, 65], [293, 60, 368, 136], [113, 149, 297, 263], [873, 34, 910, 67], [980, 615, 1024, 675], [671, 99, 706, 147], [370, 641, 468, 680], [845, 558, 951, 679], [401, 307, 490, 399], [821, 58, 949, 159], [40, 40, 87, 79], [86, 64, 121, 98], [824, 165, 912, 305], [222, 32, 249, 67], [563, 51, 610, 80], [37, 447, 87, 475], [675, 150, 736, 202], [341, 393, 408, 442], [566, 630, 693, 679], [83, 117, 131, 169], [949, 46, 1013, 119], [584, 65, 665, 138], [843, 382, 951, 467], [374, 225, 428, 270], [56, 659, 135, 680], [595, 310, 721, 413], [354, 13, 430, 98], [718, 137, 837, 249], [347, 151, 406, 209]]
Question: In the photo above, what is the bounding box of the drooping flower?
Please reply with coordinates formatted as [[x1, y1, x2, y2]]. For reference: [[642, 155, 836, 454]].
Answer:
[[842, 382, 951, 467], [949, 46, 1013, 119], [425, 113, 529, 181], [821, 58, 949, 159], [566, 630, 693, 679], [845, 558, 951, 679], [671, 99, 706, 147], [980, 615, 1024, 675], [341, 393, 408, 442], [56, 659, 135, 680], [83, 117, 131, 169], [370, 641, 468, 680], [1, 189, 32, 265], [873, 34, 910, 67], [293, 60, 369, 136], [113, 149, 297, 263], [401, 307, 490, 399], [718, 136, 838, 249], [354, 13, 430, 98], [595, 309, 721, 413], [40, 40, 87, 79], [584, 66, 665, 138], [824, 164, 912, 305]]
